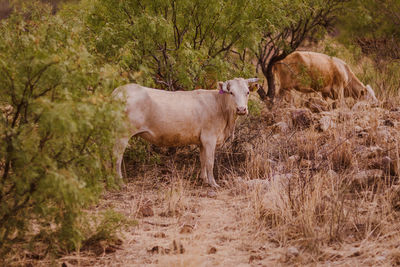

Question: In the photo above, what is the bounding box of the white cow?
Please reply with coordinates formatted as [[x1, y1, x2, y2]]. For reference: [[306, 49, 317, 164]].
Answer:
[[112, 78, 259, 188]]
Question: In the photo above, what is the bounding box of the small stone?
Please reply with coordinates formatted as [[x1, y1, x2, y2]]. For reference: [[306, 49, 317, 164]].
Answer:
[[352, 101, 371, 112], [288, 155, 300, 164], [327, 169, 338, 179], [376, 128, 391, 142], [319, 116, 335, 132], [354, 125, 364, 133], [208, 246, 217, 254], [139, 205, 154, 217], [249, 254, 263, 263], [384, 119, 394, 127], [274, 121, 289, 133], [287, 246, 299, 257]]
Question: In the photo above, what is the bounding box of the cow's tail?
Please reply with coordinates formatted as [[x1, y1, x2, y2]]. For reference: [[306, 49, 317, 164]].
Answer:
[[365, 84, 378, 103]]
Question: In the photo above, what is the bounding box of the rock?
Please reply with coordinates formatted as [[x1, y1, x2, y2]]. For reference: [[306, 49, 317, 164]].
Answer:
[[139, 202, 154, 217], [274, 121, 289, 133], [376, 128, 391, 143], [208, 246, 217, 254], [287, 246, 299, 257], [383, 119, 395, 127], [327, 169, 338, 179], [249, 254, 263, 263], [291, 109, 312, 129], [288, 155, 300, 164], [352, 101, 371, 112], [319, 116, 335, 132]]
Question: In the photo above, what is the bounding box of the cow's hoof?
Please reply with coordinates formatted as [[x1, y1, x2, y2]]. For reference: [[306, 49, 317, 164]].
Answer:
[[209, 182, 221, 189]]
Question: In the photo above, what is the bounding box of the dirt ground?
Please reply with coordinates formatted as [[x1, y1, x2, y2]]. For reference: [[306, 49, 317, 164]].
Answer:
[[58, 181, 295, 267]]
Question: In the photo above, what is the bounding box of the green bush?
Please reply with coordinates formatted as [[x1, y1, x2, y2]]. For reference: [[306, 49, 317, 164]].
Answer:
[[0, 1, 126, 256]]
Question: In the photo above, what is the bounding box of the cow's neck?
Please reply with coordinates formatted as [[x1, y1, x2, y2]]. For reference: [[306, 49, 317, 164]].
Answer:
[[219, 93, 237, 140]]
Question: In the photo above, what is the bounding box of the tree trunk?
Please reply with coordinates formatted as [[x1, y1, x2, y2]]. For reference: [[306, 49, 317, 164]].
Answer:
[[265, 62, 275, 100], [257, 60, 276, 103]]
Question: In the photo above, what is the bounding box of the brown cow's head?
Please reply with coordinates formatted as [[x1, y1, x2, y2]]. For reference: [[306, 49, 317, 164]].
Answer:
[[218, 78, 259, 115]]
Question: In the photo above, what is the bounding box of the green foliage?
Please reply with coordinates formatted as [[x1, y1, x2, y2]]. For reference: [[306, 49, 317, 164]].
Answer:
[[82, 209, 137, 248], [82, 0, 255, 90], [248, 98, 263, 117], [0, 1, 126, 256], [337, 0, 400, 61], [338, 0, 400, 42]]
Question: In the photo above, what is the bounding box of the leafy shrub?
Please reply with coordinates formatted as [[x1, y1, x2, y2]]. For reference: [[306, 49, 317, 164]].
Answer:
[[82, 0, 255, 90], [0, 1, 126, 256]]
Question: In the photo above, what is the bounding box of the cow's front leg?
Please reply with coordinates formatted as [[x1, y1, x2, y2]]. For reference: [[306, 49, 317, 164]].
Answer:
[[199, 144, 208, 185], [200, 136, 219, 188]]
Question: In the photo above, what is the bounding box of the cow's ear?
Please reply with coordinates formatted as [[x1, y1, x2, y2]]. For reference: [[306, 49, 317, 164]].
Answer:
[[218, 81, 228, 92], [246, 78, 259, 84], [249, 83, 261, 92], [218, 82, 224, 90]]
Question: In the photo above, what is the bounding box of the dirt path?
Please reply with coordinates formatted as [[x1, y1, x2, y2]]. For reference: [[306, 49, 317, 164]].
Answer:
[[86, 182, 268, 267]]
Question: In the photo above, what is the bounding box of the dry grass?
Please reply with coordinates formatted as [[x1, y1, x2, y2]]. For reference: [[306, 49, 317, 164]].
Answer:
[[18, 90, 400, 266]]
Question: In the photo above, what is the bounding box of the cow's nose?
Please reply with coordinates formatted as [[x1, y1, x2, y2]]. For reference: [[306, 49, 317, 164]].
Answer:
[[236, 107, 247, 115]]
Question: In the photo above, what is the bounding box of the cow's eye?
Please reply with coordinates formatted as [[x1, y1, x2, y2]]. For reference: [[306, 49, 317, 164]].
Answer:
[[247, 91, 250, 95], [230, 92, 233, 95]]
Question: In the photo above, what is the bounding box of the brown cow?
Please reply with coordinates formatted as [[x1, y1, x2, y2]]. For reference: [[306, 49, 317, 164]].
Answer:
[[272, 51, 377, 103], [112, 78, 259, 188]]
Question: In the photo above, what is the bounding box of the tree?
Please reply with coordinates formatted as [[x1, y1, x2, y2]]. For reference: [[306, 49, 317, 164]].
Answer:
[[338, 0, 400, 61], [0, 1, 125, 255], [83, 0, 255, 91], [250, 0, 347, 102]]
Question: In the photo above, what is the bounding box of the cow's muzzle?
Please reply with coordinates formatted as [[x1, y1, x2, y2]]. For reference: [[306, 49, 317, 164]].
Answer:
[[236, 107, 248, 115]]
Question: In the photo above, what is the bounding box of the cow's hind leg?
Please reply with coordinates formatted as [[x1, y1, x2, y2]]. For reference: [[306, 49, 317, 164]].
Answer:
[[113, 136, 131, 181], [113, 129, 147, 181]]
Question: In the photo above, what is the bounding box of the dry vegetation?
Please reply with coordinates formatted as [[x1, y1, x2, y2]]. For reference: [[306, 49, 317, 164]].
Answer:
[[20, 90, 400, 266]]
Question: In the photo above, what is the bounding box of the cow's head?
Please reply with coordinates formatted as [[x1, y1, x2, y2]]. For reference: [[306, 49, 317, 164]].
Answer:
[[218, 78, 259, 115], [364, 85, 378, 103]]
